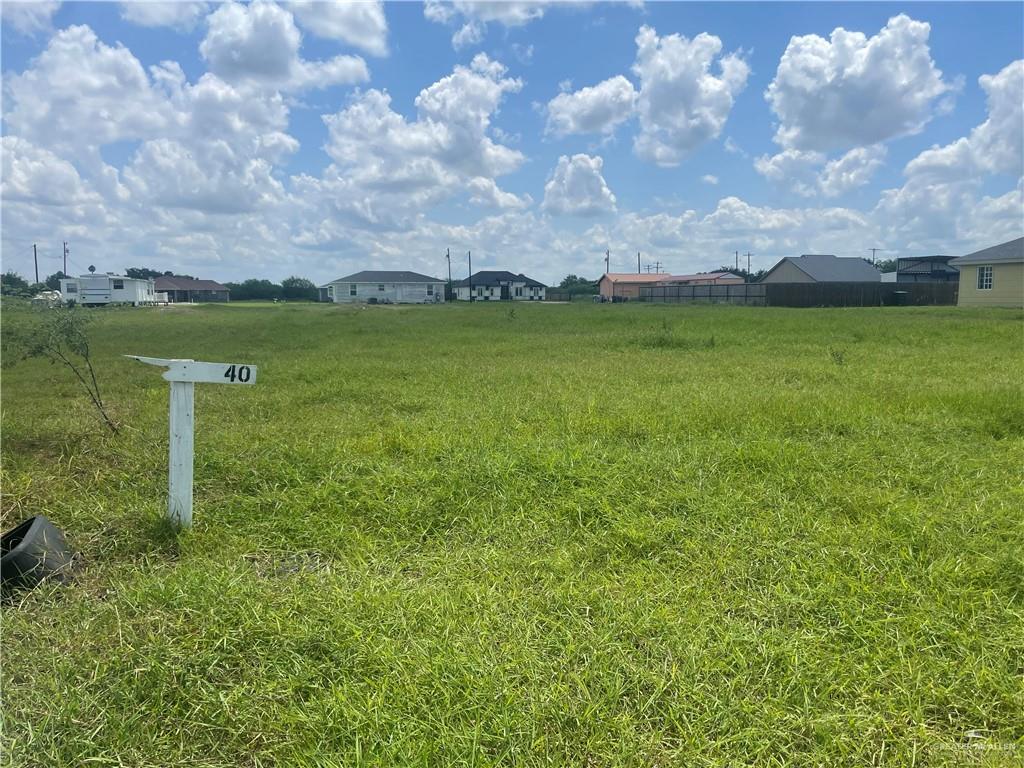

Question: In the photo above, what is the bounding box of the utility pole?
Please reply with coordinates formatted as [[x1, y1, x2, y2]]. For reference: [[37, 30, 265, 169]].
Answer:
[[605, 249, 610, 274], [746, 252, 752, 276], [735, 251, 739, 271], [446, 248, 451, 299], [33, 244, 39, 284], [869, 247, 880, 264], [637, 252, 641, 274], [63, 242, 68, 276], [467, 250, 473, 302]]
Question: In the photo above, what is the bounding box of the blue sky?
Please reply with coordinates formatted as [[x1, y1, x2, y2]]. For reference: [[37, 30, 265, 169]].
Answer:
[[2, 1, 1022, 284]]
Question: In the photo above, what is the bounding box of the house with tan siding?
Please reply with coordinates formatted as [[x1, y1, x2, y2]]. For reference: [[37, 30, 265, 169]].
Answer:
[[951, 237, 1023, 308]]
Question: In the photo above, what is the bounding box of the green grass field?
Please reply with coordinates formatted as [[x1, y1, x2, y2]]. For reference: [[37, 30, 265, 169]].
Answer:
[[2, 302, 1022, 767]]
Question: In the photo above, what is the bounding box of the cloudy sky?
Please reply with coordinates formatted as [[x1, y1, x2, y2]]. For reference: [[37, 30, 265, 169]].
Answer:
[[2, 1, 1022, 285]]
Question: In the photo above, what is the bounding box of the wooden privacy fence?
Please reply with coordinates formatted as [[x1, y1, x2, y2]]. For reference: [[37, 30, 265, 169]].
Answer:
[[639, 282, 958, 307]]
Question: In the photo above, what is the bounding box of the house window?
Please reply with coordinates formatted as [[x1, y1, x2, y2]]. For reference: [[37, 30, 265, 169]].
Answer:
[[515, 287, 522, 297], [327, 285, 335, 297], [378, 284, 385, 292], [427, 284, 434, 296], [349, 284, 357, 296], [113, 280, 124, 290], [65, 282, 78, 293], [977, 265, 993, 290]]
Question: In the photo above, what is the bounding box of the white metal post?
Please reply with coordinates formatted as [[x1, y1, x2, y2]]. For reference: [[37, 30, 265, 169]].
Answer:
[[168, 379, 195, 528]]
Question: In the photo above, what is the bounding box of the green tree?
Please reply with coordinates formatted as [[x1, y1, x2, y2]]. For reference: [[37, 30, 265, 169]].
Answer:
[[281, 276, 318, 301], [125, 267, 164, 279], [44, 271, 68, 290], [557, 275, 599, 295], [1, 271, 31, 297], [223, 279, 283, 301]]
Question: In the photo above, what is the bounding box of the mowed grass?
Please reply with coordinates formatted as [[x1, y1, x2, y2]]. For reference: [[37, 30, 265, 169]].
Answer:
[[2, 301, 1022, 767]]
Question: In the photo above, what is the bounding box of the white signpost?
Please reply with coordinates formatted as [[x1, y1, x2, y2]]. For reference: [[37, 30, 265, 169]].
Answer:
[[127, 356, 257, 528]]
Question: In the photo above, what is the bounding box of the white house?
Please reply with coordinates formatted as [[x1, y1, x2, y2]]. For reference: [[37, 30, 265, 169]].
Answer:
[[60, 274, 156, 306], [453, 271, 546, 301], [320, 271, 446, 304]]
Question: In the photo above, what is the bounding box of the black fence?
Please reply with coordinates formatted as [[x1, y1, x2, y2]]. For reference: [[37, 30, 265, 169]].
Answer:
[[639, 282, 957, 308], [639, 283, 766, 305], [545, 291, 598, 302]]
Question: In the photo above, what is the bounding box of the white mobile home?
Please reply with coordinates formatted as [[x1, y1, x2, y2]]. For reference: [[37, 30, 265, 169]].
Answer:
[[60, 274, 156, 306], [453, 271, 546, 301], [320, 271, 445, 304]]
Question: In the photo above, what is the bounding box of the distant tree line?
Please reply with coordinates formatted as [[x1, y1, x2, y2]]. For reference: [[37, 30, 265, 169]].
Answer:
[[1, 270, 67, 297], [223, 277, 318, 301]]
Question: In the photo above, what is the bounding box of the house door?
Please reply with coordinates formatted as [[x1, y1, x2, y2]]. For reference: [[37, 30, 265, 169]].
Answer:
[[500, 285, 511, 300]]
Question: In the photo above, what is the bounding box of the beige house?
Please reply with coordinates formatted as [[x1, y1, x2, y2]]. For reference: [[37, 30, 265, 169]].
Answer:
[[951, 237, 1023, 308]]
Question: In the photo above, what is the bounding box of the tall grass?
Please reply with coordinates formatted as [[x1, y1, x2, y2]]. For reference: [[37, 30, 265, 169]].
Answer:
[[2, 302, 1022, 766]]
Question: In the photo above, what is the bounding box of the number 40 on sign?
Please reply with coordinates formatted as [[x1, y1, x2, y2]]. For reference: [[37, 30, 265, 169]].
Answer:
[[127, 355, 258, 528]]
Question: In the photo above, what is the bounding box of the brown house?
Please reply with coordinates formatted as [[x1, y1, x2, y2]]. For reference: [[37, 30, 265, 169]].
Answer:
[[154, 276, 231, 303]]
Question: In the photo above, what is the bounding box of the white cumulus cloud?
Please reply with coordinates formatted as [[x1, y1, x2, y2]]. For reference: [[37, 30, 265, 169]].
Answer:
[[905, 59, 1023, 183], [542, 154, 617, 216], [200, 1, 368, 91], [765, 14, 953, 151], [545, 75, 637, 137], [467, 177, 532, 210], [756, 145, 886, 197], [119, 2, 210, 31], [632, 25, 749, 166], [819, 145, 887, 197], [1, 0, 60, 35], [287, 0, 388, 56], [296, 54, 524, 236]]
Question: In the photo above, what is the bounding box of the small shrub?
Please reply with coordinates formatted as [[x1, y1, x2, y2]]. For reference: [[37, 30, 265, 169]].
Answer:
[[828, 346, 846, 366], [2, 302, 119, 433]]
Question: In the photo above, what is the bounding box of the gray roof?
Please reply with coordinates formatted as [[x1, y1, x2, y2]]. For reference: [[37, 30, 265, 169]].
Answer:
[[950, 237, 1024, 266], [155, 276, 229, 291], [326, 270, 443, 284], [765, 254, 881, 282], [453, 270, 546, 288]]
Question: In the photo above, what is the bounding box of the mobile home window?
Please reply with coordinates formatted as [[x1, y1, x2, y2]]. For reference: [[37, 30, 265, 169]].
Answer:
[[378, 284, 385, 291], [327, 285, 334, 297], [113, 279, 124, 289], [977, 265, 993, 290], [346, 284, 354, 296], [65, 282, 78, 293], [476, 287, 483, 297], [427, 284, 434, 295]]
